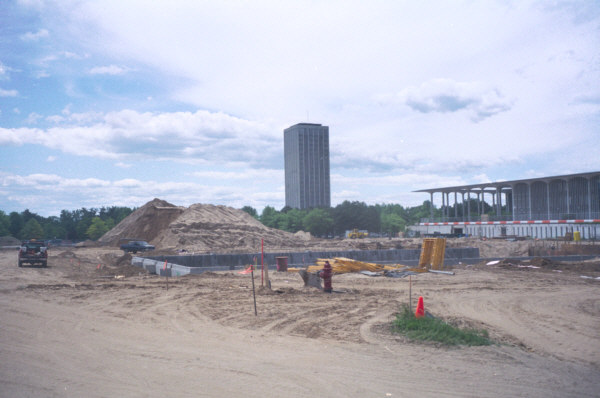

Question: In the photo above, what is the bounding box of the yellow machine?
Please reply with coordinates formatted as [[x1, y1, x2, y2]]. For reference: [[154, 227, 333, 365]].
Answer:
[[347, 228, 368, 239]]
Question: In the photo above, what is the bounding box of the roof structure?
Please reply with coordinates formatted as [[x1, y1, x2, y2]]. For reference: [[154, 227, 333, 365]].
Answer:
[[414, 171, 600, 194], [414, 171, 600, 222]]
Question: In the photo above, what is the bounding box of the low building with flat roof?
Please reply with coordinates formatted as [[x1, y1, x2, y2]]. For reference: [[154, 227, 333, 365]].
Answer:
[[410, 171, 600, 239]]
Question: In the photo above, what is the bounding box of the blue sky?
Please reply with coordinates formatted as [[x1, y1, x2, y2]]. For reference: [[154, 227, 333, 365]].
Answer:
[[1, 0, 599, 216]]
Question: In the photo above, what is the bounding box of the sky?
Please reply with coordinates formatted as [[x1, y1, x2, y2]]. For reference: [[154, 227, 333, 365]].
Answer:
[[1, 0, 599, 217]]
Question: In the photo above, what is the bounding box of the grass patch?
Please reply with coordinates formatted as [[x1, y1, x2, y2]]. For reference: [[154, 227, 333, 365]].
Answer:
[[392, 306, 491, 346]]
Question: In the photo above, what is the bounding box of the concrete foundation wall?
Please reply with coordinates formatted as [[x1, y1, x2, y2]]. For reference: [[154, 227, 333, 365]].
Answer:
[[142, 247, 479, 270]]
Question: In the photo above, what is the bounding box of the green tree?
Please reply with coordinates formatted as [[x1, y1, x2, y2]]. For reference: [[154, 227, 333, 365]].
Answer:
[[278, 208, 305, 232], [86, 217, 108, 240], [60, 210, 77, 239], [241, 206, 258, 219], [381, 212, 406, 236], [76, 218, 93, 240], [332, 201, 380, 234], [99, 206, 133, 224], [303, 208, 334, 236], [407, 200, 441, 224], [104, 218, 115, 231], [0, 211, 10, 236], [9, 211, 23, 237], [260, 206, 279, 228], [20, 218, 44, 239], [43, 216, 67, 239]]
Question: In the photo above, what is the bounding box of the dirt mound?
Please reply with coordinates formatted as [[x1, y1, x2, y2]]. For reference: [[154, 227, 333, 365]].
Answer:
[[57, 250, 77, 258], [447, 237, 530, 258], [75, 240, 102, 248], [529, 257, 555, 268], [151, 203, 312, 253], [99, 198, 184, 246], [0, 236, 20, 246], [98, 199, 327, 254], [294, 231, 312, 240], [489, 257, 600, 274]]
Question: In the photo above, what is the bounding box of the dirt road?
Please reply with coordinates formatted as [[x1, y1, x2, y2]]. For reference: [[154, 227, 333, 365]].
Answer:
[[1, 247, 599, 397]]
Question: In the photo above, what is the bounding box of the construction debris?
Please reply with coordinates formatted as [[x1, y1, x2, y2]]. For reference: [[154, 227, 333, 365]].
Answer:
[[289, 257, 426, 276], [428, 269, 455, 275], [298, 269, 323, 288], [383, 270, 419, 278]]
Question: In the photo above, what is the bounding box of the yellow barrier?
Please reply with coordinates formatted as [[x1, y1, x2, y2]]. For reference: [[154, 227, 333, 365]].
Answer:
[[418, 238, 446, 270]]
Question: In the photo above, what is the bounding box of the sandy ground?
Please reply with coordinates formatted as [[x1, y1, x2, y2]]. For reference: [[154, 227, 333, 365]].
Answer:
[[1, 247, 599, 397]]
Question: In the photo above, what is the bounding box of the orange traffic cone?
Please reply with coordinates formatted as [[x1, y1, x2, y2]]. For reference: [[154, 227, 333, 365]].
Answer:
[[237, 264, 253, 275], [415, 296, 425, 318]]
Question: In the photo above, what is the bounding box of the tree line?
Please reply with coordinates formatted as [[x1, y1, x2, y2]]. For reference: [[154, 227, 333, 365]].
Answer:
[[0, 200, 440, 242], [0, 207, 134, 242], [242, 200, 440, 237]]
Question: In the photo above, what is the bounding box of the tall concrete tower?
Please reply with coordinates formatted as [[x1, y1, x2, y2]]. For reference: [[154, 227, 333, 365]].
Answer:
[[284, 123, 331, 209]]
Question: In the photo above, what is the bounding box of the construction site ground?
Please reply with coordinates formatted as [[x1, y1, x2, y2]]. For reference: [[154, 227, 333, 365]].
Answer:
[[1, 242, 599, 397]]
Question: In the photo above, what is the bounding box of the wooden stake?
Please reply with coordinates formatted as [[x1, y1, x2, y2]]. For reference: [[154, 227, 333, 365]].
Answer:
[[251, 266, 257, 316], [264, 262, 270, 289], [163, 260, 169, 291], [409, 275, 412, 313]]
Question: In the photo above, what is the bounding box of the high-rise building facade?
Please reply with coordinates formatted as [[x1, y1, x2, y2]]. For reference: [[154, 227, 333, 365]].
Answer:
[[284, 123, 331, 209]]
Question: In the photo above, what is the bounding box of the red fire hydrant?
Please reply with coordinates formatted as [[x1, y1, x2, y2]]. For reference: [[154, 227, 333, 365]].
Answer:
[[319, 261, 333, 293]]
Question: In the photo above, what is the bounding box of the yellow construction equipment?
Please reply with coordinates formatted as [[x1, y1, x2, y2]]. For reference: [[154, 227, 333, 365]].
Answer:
[[418, 238, 446, 270], [347, 228, 368, 239], [287, 257, 426, 274]]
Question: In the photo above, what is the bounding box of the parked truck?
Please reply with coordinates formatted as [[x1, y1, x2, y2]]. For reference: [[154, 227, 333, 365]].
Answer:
[[18, 240, 48, 267], [119, 240, 155, 253]]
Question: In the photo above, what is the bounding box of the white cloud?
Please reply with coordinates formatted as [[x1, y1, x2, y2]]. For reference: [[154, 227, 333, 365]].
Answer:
[[20, 28, 49, 41], [1, 109, 276, 164], [113, 178, 143, 188], [0, 88, 18, 97], [189, 169, 281, 181], [46, 115, 64, 123], [26, 112, 43, 124], [393, 79, 513, 122], [88, 65, 130, 75], [0, 171, 283, 216]]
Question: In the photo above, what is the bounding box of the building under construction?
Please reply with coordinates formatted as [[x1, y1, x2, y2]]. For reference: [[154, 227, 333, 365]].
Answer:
[[411, 171, 600, 239]]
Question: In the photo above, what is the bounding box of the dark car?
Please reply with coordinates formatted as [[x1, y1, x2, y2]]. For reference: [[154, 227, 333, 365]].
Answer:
[[119, 240, 155, 253], [19, 240, 48, 267]]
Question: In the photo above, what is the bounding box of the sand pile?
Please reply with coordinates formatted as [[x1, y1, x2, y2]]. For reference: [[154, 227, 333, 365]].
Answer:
[[102, 199, 535, 256], [447, 237, 531, 258], [100, 199, 320, 253], [99, 198, 184, 246], [151, 203, 313, 253]]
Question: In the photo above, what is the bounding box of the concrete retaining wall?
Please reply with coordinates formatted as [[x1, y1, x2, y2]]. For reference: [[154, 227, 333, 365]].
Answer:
[[132, 248, 599, 277], [146, 247, 478, 268], [132, 247, 479, 276], [132, 256, 241, 276]]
